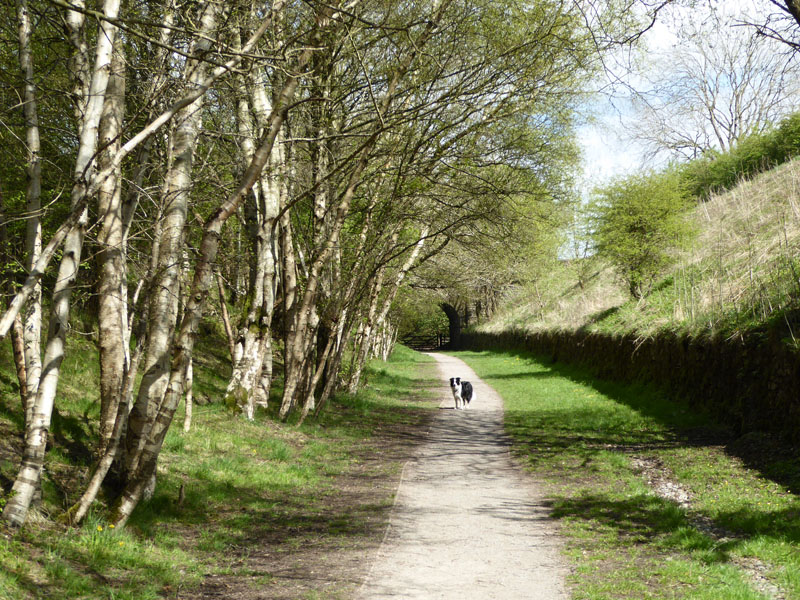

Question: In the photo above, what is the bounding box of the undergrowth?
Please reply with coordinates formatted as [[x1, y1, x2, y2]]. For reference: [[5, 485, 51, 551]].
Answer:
[[0, 336, 437, 600]]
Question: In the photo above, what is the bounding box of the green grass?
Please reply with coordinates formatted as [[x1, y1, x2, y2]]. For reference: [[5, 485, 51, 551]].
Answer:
[[455, 349, 800, 600], [0, 336, 437, 599]]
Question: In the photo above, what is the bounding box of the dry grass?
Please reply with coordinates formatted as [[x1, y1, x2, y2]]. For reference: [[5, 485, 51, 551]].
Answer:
[[683, 159, 800, 325], [478, 158, 800, 337], [479, 258, 628, 333]]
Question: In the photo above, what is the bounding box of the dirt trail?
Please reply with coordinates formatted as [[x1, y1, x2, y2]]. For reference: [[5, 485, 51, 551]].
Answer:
[[357, 352, 568, 599]]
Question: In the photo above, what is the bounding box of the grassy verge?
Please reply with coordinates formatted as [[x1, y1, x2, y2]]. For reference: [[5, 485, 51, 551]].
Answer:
[[0, 340, 437, 600], [455, 349, 800, 600]]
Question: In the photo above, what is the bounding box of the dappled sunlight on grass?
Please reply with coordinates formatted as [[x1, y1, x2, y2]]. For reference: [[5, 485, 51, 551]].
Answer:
[[456, 348, 800, 600], [0, 341, 438, 600]]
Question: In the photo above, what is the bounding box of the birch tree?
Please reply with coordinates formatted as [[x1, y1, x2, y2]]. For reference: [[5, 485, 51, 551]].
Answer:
[[123, 0, 225, 487], [223, 32, 286, 419], [16, 0, 43, 431], [3, 0, 122, 527], [110, 0, 355, 526], [279, 0, 457, 419]]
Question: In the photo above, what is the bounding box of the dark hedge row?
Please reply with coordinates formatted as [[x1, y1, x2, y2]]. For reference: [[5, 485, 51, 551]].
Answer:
[[455, 328, 800, 443]]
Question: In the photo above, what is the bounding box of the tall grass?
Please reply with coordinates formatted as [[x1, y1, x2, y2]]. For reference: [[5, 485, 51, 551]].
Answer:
[[482, 158, 800, 340]]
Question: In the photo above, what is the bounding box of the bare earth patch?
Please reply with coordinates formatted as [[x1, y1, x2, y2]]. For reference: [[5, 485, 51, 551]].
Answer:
[[181, 401, 435, 599], [632, 454, 788, 600]]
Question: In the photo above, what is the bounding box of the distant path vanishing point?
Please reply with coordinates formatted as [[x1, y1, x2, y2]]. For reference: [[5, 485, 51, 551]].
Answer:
[[357, 352, 568, 600]]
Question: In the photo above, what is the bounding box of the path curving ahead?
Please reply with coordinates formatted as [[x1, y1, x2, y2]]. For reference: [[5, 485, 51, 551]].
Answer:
[[357, 353, 568, 600]]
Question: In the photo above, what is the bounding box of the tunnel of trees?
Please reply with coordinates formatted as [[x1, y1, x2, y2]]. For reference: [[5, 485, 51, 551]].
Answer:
[[0, 0, 651, 528]]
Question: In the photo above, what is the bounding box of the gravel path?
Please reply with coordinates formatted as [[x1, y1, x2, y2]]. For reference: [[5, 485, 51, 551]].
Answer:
[[357, 352, 568, 600]]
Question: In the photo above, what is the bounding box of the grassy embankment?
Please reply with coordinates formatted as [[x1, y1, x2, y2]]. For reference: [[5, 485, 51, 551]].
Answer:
[[485, 157, 800, 342], [0, 338, 438, 600], [457, 349, 800, 600]]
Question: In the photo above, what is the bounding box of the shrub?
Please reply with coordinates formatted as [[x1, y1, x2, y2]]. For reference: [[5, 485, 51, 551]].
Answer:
[[682, 111, 800, 199], [589, 169, 695, 299]]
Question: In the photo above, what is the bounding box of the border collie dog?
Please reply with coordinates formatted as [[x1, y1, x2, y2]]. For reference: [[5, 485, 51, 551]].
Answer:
[[449, 377, 475, 410]]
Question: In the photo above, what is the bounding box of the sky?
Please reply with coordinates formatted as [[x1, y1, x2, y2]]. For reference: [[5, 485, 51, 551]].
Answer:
[[575, 0, 782, 196]]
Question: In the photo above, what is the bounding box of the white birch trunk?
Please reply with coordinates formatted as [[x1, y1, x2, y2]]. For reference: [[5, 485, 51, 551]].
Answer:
[[370, 226, 429, 358], [215, 271, 236, 361], [17, 0, 42, 432], [347, 265, 388, 393], [224, 56, 268, 420], [96, 46, 127, 454], [182, 359, 193, 433], [2, 0, 121, 527], [125, 0, 220, 476]]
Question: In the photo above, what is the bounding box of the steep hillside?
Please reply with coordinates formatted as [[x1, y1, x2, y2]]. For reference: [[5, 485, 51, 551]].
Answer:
[[481, 158, 800, 343]]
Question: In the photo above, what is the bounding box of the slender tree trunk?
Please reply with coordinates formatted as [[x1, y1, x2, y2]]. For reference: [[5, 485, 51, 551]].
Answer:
[[279, 211, 299, 417], [314, 308, 357, 417], [215, 271, 236, 361], [96, 46, 128, 455], [65, 0, 89, 122], [124, 0, 221, 479], [347, 265, 388, 393], [298, 333, 334, 425], [223, 56, 283, 419], [182, 359, 193, 432], [3, 0, 121, 527], [17, 0, 42, 433], [369, 226, 429, 360]]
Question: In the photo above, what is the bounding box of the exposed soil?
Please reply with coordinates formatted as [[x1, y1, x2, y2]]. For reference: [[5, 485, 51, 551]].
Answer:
[[181, 389, 437, 599]]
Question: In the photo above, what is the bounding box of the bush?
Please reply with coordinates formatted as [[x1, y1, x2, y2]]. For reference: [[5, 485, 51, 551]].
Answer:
[[589, 169, 695, 299], [682, 111, 800, 199]]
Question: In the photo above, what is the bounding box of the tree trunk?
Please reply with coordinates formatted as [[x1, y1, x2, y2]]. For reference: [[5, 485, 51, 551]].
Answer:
[[223, 56, 283, 419], [215, 271, 236, 361], [3, 0, 121, 527], [182, 359, 193, 433], [96, 45, 128, 455], [17, 0, 42, 433], [298, 332, 334, 425], [347, 265, 387, 393], [124, 0, 220, 479]]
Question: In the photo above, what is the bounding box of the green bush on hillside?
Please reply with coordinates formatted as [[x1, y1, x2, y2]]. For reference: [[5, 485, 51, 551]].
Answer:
[[682, 112, 800, 199], [589, 169, 695, 299]]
